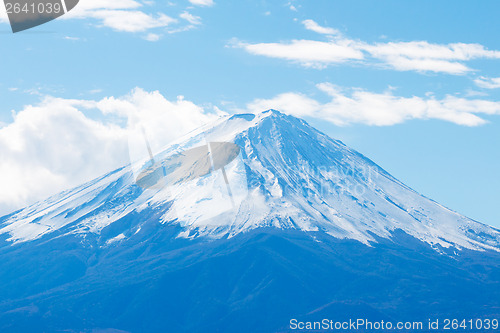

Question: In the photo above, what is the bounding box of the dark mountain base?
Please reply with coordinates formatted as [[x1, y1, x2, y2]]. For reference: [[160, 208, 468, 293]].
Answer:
[[0, 226, 499, 333]]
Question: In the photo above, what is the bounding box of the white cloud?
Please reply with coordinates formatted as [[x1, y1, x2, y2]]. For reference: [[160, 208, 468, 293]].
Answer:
[[286, 2, 298, 12], [232, 39, 364, 69], [65, 0, 177, 33], [364, 41, 500, 74], [0, 0, 208, 40], [373, 56, 470, 74], [465, 89, 488, 97], [188, 0, 214, 7], [74, 0, 141, 11], [247, 83, 500, 127], [89, 10, 175, 32], [180, 11, 202, 25], [167, 24, 196, 34], [0, 0, 213, 36], [0, 89, 224, 216], [234, 19, 500, 74], [367, 41, 500, 62], [302, 19, 340, 36], [62, 0, 211, 35], [248, 92, 321, 118], [475, 76, 500, 89], [0, 98, 128, 216], [144, 33, 161, 41]]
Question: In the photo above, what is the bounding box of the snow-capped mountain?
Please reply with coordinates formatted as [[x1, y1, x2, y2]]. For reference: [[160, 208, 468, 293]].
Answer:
[[1, 110, 499, 333], [1, 109, 498, 252]]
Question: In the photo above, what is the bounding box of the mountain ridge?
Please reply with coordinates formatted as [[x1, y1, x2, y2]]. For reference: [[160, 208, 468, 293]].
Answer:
[[0, 109, 499, 333], [0, 109, 499, 252]]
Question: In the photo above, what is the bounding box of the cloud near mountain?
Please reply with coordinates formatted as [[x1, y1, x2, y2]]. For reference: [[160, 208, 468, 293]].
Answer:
[[0, 88, 222, 216], [2, 85, 500, 216]]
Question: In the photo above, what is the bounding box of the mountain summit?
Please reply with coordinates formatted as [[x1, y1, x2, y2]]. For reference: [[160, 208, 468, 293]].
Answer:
[[1, 110, 499, 333], [1, 109, 499, 251]]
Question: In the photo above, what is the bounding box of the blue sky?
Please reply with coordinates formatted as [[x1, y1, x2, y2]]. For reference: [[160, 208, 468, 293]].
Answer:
[[0, 0, 499, 227]]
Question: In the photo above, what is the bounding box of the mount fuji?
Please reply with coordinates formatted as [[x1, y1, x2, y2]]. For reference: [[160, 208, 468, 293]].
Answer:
[[0, 110, 499, 332]]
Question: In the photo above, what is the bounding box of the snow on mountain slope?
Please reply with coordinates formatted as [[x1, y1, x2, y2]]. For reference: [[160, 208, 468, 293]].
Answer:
[[1, 110, 499, 251]]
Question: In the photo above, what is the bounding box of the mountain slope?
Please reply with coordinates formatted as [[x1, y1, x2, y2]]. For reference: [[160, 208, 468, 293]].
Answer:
[[0, 228, 499, 333], [1, 110, 499, 251], [0, 110, 499, 333]]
